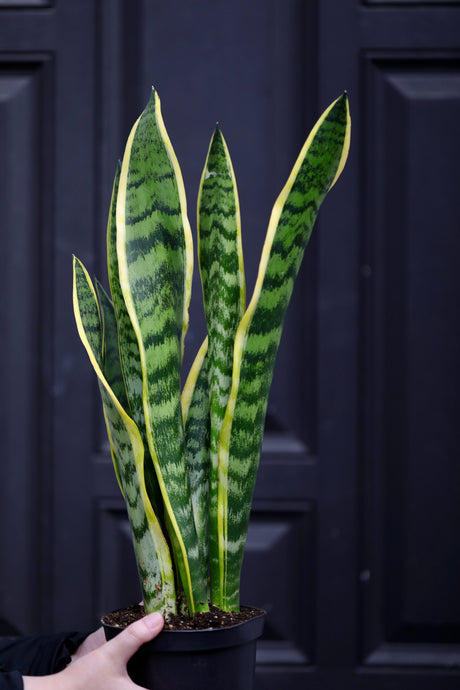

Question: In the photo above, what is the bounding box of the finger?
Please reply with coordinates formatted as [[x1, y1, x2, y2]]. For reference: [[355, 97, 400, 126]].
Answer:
[[107, 612, 164, 665]]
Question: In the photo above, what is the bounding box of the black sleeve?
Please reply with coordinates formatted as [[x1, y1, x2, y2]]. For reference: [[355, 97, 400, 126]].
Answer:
[[0, 670, 23, 690], [0, 631, 88, 677]]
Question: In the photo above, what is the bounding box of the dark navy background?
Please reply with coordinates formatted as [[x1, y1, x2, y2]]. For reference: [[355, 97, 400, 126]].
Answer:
[[0, 1, 459, 688]]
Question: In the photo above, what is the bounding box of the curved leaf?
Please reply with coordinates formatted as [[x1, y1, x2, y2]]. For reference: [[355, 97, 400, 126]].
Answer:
[[217, 93, 351, 609], [73, 256, 175, 615]]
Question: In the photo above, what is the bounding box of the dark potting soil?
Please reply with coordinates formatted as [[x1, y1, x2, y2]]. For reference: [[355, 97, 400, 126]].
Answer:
[[102, 602, 264, 631]]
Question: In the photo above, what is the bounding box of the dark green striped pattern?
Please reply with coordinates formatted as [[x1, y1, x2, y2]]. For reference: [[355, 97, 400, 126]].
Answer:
[[96, 280, 128, 410], [118, 90, 208, 613], [107, 162, 144, 425], [106, 163, 166, 525], [183, 343, 211, 585], [95, 280, 126, 493], [197, 126, 245, 603], [73, 257, 175, 614], [220, 94, 350, 610]]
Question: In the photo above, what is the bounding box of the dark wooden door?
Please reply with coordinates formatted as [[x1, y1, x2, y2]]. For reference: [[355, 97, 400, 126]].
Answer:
[[0, 1, 459, 688]]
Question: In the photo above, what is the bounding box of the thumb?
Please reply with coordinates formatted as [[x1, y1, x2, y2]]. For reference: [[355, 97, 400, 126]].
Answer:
[[106, 612, 164, 665]]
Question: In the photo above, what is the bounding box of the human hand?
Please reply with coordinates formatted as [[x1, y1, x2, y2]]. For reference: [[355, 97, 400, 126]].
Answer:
[[71, 627, 107, 661], [23, 612, 164, 690], [69, 599, 148, 661]]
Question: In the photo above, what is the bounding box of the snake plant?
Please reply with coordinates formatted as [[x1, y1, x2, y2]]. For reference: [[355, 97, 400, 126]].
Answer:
[[73, 88, 350, 617]]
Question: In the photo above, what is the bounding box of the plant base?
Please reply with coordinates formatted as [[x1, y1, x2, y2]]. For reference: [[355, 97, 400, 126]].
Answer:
[[102, 606, 265, 690]]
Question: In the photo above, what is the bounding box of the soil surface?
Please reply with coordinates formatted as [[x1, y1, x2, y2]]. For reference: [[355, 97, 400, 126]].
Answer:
[[102, 602, 264, 631]]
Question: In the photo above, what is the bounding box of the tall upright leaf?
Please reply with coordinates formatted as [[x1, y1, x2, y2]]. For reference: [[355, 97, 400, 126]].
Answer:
[[116, 89, 208, 614], [197, 127, 245, 600], [106, 162, 164, 522], [217, 93, 351, 609]]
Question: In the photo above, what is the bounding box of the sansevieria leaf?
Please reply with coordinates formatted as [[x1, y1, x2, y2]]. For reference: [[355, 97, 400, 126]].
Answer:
[[182, 338, 210, 582], [72, 256, 175, 614], [95, 280, 126, 494], [217, 93, 351, 609], [116, 89, 208, 613], [197, 126, 245, 601], [106, 162, 143, 425], [96, 279, 128, 410], [106, 162, 165, 524]]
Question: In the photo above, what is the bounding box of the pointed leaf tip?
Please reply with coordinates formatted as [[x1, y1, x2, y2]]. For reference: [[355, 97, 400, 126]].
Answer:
[[328, 92, 351, 189], [147, 87, 159, 108]]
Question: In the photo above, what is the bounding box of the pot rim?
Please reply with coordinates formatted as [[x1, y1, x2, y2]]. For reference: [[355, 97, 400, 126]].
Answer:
[[102, 606, 266, 652]]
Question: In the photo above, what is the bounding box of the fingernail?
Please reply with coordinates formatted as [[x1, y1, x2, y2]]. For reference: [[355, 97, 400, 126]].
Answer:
[[144, 612, 163, 630]]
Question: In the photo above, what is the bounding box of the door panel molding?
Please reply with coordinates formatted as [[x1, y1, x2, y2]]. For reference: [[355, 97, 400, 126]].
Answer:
[[360, 52, 460, 666], [0, 54, 54, 634]]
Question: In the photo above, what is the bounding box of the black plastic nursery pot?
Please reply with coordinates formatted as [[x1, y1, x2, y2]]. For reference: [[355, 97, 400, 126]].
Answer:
[[102, 607, 265, 690]]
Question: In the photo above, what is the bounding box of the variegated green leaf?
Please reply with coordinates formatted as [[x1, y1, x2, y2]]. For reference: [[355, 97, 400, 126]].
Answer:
[[197, 126, 245, 602], [217, 93, 351, 610], [73, 256, 176, 615], [96, 279, 128, 410], [116, 89, 208, 614], [95, 280, 126, 494], [107, 162, 143, 425], [106, 162, 165, 524], [102, 407, 124, 499], [182, 338, 210, 583]]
